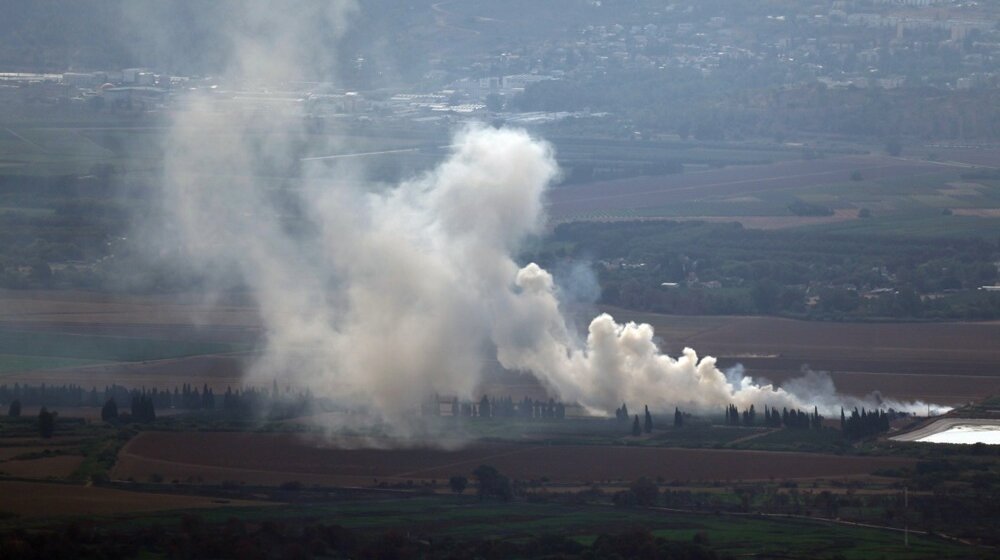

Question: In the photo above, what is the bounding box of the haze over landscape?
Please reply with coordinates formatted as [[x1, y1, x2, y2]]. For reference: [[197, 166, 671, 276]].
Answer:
[[2, 1, 1000, 558]]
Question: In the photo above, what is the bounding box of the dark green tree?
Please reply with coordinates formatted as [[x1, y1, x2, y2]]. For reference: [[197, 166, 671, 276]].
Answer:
[[643, 405, 653, 433], [629, 477, 659, 506], [7, 399, 21, 417], [449, 475, 468, 495], [752, 280, 781, 313], [130, 394, 155, 423], [632, 414, 641, 436], [101, 398, 118, 421], [473, 465, 512, 501], [38, 407, 56, 438]]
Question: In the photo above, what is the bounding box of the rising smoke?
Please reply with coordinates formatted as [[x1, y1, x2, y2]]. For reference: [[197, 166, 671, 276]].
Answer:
[[153, 1, 942, 439]]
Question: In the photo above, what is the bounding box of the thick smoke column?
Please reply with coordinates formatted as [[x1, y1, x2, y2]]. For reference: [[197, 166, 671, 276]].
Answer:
[[156, 2, 942, 438], [164, 118, 938, 424]]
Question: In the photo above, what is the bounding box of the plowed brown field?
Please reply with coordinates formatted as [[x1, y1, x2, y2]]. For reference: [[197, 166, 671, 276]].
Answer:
[[0, 455, 83, 478], [0, 480, 267, 517], [113, 432, 913, 487]]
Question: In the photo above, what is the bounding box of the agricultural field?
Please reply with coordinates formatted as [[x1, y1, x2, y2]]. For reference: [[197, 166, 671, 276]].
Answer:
[[604, 307, 1000, 406], [478, 307, 1000, 407], [0, 327, 249, 364], [547, 153, 1000, 239], [0, 290, 259, 389], [0, 480, 266, 518], [103, 496, 970, 560], [0, 354, 247, 393], [0, 325, 254, 390], [0, 123, 439, 177], [0, 289, 260, 328], [926, 146, 1000, 168], [112, 431, 914, 487], [2, 489, 976, 558], [0, 454, 83, 479], [548, 155, 945, 218], [4, 289, 998, 404]]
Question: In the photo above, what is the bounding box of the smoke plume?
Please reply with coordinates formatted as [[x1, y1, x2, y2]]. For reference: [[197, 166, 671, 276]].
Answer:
[[154, 2, 943, 440]]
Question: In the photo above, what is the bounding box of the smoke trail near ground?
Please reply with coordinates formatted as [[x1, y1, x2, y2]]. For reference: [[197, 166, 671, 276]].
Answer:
[[154, 2, 944, 440], [490, 264, 943, 416]]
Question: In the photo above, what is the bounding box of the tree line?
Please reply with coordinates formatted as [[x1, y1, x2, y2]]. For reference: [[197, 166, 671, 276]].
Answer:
[[840, 407, 896, 440], [3, 381, 320, 423], [536, 220, 1000, 321], [724, 404, 824, 429]]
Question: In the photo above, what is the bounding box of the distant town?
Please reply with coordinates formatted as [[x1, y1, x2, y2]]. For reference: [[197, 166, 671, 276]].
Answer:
[[2, 0, 998, 137]]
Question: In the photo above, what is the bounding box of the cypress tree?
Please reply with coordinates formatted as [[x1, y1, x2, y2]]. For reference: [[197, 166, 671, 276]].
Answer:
[[632, 414, 641, 436], [38, 407, 55, 438], [644, 405, 653, 433], [101, 398, 118, 421]]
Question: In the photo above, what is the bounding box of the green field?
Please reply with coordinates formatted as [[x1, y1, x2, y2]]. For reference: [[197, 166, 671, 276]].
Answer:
[[0, 329, 250, 373], [106, 496, 977, 559], [0, 353, 106, 374], [732, 427, 850, 453]]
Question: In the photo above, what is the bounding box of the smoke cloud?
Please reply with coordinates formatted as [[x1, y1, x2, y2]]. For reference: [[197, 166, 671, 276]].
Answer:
[[153, 2, 944, 440]]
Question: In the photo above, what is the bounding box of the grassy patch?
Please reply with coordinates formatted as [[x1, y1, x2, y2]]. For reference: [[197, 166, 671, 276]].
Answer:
[[70, 428, 136, 483], [0, 329, 250, 363], [0, 353, 106, 373], [733, 427, 850, 453]]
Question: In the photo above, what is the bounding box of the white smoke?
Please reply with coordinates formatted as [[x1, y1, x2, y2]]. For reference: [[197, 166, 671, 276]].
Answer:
[[154, 2, 944, 440]]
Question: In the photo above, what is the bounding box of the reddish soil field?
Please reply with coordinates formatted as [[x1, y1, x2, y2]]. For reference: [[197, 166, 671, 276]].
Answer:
[[547, 156, 944, 219], [0, 454, 83, 478], [0, 446, 46, 461], [0, 480, 266, 517], [113, 432, 913, 487]]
